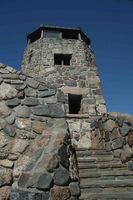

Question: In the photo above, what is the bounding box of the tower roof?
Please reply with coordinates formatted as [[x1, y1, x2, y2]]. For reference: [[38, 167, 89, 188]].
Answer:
[[27, 25, 91, 45]]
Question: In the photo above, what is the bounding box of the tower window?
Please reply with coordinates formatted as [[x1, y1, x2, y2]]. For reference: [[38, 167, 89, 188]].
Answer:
[[68, 94, 82, 114], [54, 54, 72, 65], [29, 30, 41, 43], [62, 31, 78, 39], [44, 31, 61, 39]]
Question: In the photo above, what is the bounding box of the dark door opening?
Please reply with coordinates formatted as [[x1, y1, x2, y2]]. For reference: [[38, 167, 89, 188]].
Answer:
[[68, 94, 82, 114]]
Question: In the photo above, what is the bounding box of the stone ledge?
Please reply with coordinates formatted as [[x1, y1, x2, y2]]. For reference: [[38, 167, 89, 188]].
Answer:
[[66, 114, 89, 118]]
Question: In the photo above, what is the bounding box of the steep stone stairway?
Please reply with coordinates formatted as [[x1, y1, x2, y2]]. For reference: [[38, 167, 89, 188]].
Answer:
[[76, 148, 133, 200]]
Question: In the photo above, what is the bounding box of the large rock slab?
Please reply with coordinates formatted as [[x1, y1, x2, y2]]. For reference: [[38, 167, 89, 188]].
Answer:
[[0, 82, 17, 100], [31, 104, 65, 118], [22, 97, 38, 106], [31, 105, 50, 116], [38, 89, 56, 97], [14, 105, 30, 118], [49, 104, 65, 118], [6, 98, 20, 107]]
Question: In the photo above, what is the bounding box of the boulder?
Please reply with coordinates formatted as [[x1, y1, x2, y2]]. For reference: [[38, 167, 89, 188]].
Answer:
[[0, 82, 17, 100], [128, 131, 133, 146], [25, 88, 37, 97], [0, 186, 11, 200], [104, 119, 117, 131], [0, 133, 9, 148], [14, 105, 30, 118], [0, 101, 11, 118], [110, 128, 121, 141], [49, 104, 65, 118], [15, 118, 32, 131], [31, 105, 50, 116], [111, 137, 124, 150], [27, 172, 53, 190], [32, 121, 45, 134], [3, 124, 16, 137], [38, 89, 56, 97], [5, 112, 16, 124], [120, 145, 133, 163], [53, 165, 70, 186], [9, 139, 29, 154], [0, 119, 6, 130], [0, 169, 12, 186], [6, 98, 20, 107], [22, 97, 38, 106], [50, 186, 70, 200], [120, 123, 131, 136], [69, 182, 80, 196], [13, 155, 31, 178], [0, 159, 14, 168], [58, 144, 69, 169], [26, 77, 39, 88]]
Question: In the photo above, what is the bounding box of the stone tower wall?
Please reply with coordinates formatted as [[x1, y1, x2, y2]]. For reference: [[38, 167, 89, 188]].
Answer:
[[22, 37, 106, 117]]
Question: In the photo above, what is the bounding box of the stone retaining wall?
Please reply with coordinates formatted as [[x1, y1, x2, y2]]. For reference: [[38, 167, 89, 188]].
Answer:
[[91, 113, 133, 169], [0, 63, 80, 199]]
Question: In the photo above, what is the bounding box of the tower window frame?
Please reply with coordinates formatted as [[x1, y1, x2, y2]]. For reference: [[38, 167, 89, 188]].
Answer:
[[54, 54, 72, 66]]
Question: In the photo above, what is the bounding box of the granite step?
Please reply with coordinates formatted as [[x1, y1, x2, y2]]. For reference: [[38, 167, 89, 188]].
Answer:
[[80, 179, 133, 188], [79, 191, 133, 200], [78, 162, 126, 169], [76, 149, 112, 157], [80, 187, 133, 194], [77, 156, 116, 163], [79, 169, 133, 178], [76, 148, 133, 199]]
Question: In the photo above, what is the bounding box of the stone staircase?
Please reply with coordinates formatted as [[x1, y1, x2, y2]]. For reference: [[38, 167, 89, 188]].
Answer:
[[76, 148, 133, 200]]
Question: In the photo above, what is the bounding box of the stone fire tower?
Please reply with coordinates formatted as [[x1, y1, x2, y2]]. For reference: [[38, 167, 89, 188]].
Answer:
[[1, 25, 132, 200], [22, 25, 107, 148]]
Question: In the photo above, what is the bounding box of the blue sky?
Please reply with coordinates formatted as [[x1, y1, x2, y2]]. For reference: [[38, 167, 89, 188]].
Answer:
[[0, 0, 133, 114]]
